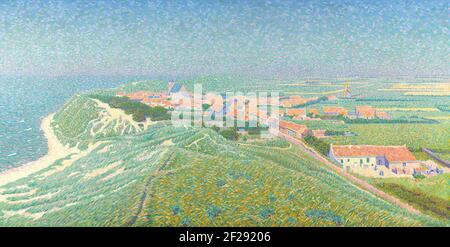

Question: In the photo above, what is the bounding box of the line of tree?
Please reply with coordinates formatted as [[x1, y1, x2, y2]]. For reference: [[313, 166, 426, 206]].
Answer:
[[209, 126, 240, 141], [90, 95, 171, 122], [303, 136, 330, 156], [343, 117, 437, 124], [324, 130, 356, 136], [314, 114, 437, 124], [355, 98, 418, 102], [292, 96, 328, 108]]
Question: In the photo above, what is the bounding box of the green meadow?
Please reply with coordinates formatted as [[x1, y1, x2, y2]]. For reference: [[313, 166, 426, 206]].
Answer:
[[369, 174, 450, 220], [325, 123, 450, 152]]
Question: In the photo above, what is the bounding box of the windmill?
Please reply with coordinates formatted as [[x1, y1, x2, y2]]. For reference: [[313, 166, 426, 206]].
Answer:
[[342, 82, 352, 98]]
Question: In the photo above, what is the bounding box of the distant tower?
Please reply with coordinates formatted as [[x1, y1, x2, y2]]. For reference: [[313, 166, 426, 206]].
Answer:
[[167, 80, 175, 92], [343, 82, 352, 98]]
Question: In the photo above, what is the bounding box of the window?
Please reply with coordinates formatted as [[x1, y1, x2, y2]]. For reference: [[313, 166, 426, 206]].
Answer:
[[347, 159, 350, 162], [360, 159, 363, 164], [367, 158, 370, 163], [403, 162, 406, 167], [340, 159, 343, 164]]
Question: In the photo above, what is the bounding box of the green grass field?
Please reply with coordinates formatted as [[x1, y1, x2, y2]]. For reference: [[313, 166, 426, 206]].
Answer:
[[325, 123, 450, 152], [369, 174, 450, 220]]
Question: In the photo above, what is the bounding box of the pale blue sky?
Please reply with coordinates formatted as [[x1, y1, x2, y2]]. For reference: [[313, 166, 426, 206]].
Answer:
[[0, 0, 448, 77]]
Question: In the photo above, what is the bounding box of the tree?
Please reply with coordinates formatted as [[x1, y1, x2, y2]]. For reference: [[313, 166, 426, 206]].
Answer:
[[219, 128, 239, 141]]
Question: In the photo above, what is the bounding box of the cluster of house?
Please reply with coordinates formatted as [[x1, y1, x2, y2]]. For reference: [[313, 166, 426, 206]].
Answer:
[[116, 81, 280, 125], [321, 105, 391, 119], [328, 144, 444, 177], [118, 83, 389, 124], [117, 81, 190, 108], [283, 104, 391, 120]]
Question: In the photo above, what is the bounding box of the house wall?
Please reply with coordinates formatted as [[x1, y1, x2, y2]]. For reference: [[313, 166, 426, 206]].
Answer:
[[356, 113, 375, 119], [285, 129, 299, 138], [376, 156, 388, 166], [280, 126, 308, 139], [347, 156, 377, 168], [331, 155, 381, 169], [389, 161, 421, 170]]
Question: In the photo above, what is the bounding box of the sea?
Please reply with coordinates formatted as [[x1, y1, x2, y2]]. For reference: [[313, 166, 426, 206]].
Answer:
[[0, 75, 156, 172]]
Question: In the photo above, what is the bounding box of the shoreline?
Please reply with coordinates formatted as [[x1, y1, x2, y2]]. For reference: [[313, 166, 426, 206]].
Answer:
[[0, 113, 77, 187]]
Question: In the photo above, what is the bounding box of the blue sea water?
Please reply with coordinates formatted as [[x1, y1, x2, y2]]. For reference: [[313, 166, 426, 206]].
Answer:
[[0, 75, 152, 171]]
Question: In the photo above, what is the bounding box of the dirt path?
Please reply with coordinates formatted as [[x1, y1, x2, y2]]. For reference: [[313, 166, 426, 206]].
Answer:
[[124, 153, 173, 226], [278, 133, 421, 214], [237, 141, 292, 150]]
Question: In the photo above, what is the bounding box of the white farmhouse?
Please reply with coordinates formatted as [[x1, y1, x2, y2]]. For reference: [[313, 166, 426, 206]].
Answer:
[[329, 144, 421, 176]]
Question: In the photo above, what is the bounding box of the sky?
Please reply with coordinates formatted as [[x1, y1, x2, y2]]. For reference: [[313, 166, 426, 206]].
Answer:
[[0, 0, 448, 78]]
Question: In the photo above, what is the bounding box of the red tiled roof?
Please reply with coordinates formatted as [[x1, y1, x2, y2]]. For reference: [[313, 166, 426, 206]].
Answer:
[[323, 107, 348, 115], [286, 108, 306, 116], [376, 111, 390, 119], [309, 109, 319, 115], [331, 145, 416, 162], [281, 99, 293, 107], [355, 105, 376, 118], [327, 95, 337, 100], [279, 120, 308, 134]]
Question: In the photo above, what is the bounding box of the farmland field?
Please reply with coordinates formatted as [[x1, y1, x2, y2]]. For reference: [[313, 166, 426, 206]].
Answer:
[[369, 174, 450, 219], [325, 123, 450, 153]]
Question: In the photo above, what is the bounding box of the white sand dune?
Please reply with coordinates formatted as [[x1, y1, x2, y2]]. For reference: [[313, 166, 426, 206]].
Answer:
[[0, 113, 78, 187], [91, 98, 153, 134]]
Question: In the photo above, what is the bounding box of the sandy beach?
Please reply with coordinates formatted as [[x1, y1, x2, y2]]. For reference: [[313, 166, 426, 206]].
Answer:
[[0, 113, 77, 187]]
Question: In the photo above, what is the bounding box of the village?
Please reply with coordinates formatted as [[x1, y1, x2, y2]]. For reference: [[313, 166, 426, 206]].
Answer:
[[115, 81, 447, 179]]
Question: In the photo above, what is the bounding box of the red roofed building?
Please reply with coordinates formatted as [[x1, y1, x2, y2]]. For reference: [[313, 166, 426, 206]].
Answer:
[[126, 91, 150, 101], [326, 95, 338, 101], [329, 144, 420, 174], [281, 99, 293, 108], [286, 108, 306, 118], [375, 111, 391, 120], [323, 107, 348, 116], [355, 105, 376, 119], [142, 97, 172, 108], [279, 120, 310, 138], [308, 109, 319, 116]]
